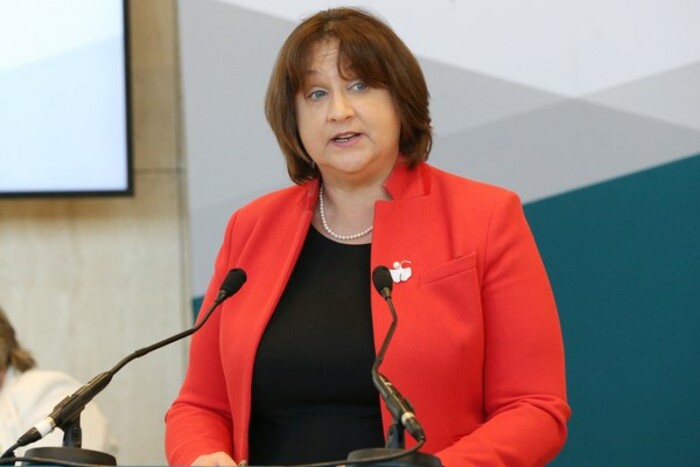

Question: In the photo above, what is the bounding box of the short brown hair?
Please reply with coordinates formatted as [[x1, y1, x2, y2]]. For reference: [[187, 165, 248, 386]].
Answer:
[[0, 306, 36, 372], [265, 7, 432, 184]]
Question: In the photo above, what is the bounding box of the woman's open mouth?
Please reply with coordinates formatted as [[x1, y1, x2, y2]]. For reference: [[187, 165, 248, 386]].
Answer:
[[332, 133, 361, 144]]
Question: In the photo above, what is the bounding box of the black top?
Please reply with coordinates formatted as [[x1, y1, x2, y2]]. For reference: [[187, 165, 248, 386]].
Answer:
[[249, 227, 385, 464]]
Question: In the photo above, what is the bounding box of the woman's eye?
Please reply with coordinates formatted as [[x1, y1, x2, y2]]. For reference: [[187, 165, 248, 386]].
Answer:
[[351, 82, 368, 91], [308, 90, 326, 100]]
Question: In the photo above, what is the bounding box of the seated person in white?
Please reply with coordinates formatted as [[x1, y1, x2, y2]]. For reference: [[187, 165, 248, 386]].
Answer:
[[0, 306, 117, 458]]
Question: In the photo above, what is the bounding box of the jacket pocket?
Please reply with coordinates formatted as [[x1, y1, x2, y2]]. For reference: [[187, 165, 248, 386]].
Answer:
[[419, 252, 477, 286]]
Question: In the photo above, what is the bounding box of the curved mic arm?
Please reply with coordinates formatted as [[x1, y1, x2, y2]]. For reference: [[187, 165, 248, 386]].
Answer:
[[371, 291, 399, 376]]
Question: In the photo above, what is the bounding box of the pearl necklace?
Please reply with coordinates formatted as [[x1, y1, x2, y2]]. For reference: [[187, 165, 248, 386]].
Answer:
[[318, 184, 373, 241]]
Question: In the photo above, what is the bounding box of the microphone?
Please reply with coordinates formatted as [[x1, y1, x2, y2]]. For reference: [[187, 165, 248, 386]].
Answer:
[[1, 268, 247, 460], [345, 266, 439, 466], [371, 266, 426, 443], [215, 268, 248, 303], [372, 265, 393, 299]]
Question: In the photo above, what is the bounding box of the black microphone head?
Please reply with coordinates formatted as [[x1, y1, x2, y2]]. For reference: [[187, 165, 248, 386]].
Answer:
[[372, 265, 393, 299], [219, 268, 247, 300]]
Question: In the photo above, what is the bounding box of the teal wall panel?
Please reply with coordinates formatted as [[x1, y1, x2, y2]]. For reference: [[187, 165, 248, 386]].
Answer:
[[524, 154, 700, 466], [192, 296, 204, 321]]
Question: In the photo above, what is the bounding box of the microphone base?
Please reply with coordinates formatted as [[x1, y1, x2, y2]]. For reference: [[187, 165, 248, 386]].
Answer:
[[23, 447, 116, 466], [347, 448, 442, 466]]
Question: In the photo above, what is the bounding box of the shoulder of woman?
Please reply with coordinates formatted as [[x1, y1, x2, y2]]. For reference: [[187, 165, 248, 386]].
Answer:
[[233, 182, 313, 218], [425, 163, 521, 208]]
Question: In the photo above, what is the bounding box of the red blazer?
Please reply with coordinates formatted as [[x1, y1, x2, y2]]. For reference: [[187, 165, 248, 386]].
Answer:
[[165, 161, 570, 466]]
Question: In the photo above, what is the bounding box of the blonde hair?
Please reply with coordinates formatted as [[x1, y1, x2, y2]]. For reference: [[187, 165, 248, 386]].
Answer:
[[0, 306, 36, 372]]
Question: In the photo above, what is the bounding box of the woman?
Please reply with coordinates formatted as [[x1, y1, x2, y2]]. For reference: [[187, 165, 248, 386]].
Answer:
[[166, 7, 570, 466], [0, 306, 117, 458]]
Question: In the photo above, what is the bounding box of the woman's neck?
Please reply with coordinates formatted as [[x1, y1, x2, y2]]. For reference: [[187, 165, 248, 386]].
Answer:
[[313, 182, 390, 245]]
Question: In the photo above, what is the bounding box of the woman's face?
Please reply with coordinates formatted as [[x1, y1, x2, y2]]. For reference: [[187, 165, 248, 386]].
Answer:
[[295, 40, 401, 188]]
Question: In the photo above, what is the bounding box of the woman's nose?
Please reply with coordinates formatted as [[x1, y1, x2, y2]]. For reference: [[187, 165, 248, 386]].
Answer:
[[328, 92, 354, 121]]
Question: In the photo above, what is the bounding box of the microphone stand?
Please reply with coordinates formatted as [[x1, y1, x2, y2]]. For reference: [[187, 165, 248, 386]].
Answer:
[[386, 418, 405, 450], [0, 269, 247, 467], [346, 267, 441, 467], [62, 416, 82, 449], [21, 371, 117, 465], [23, 413, 117, 466]]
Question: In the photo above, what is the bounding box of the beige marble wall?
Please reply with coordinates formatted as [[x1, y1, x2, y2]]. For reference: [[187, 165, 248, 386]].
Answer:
[[0, 1, 188, 464]]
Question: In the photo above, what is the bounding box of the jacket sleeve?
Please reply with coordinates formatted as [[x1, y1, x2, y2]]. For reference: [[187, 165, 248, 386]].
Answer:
[[436, 192, 571, 466], [164, 214, 238, 466]]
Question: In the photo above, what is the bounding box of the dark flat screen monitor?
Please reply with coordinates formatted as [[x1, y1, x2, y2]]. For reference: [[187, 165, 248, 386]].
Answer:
[[0, 0, 132, 197]]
